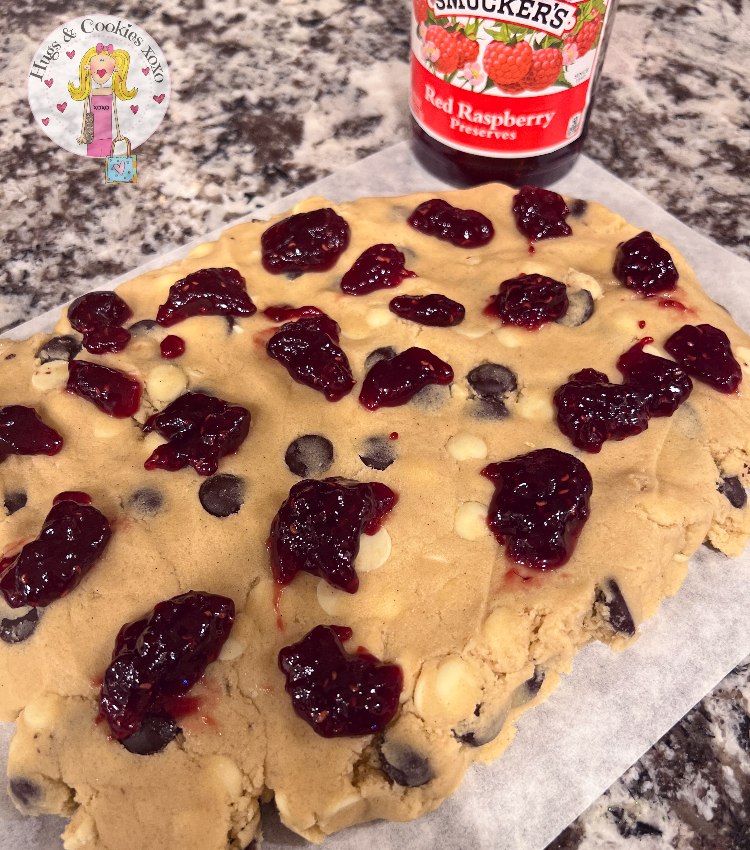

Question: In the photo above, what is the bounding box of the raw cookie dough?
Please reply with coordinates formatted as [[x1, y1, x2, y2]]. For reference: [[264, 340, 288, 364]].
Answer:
[[2, 183, 750, 849]]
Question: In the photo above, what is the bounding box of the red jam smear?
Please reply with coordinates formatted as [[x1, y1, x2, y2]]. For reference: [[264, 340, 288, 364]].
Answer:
[[407, 198, 494, 248], [262, 304, 324, 322], [617, 339, 693, 415], [269, 477, 397, 593], [389, 293, 465, 327], [278, 624, 403, 738], [359, 346, 453, 410], [156, 267, 257, 327], [664, 323, 742, 393], [267, 315, 355, 402], [0, 496, 110, 608], [613, 231, 678, 295], [482, 447, 592, 570], [485, 273, 568, 329], [99, 591, 234, 739], [340, 244, 416, 295], [143, 392, 251, 476], [67, 360, 142, 418], [512, 186, 572, 243], [160, 335, 185, 359], [0, 405, 63, 461], [261, 208, 350, 274], [68, 291, 133, 354], [53, 491, 92, 505]]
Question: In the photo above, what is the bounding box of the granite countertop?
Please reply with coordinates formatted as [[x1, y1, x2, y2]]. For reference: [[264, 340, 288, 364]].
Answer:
[[1, 0, 749, 847]]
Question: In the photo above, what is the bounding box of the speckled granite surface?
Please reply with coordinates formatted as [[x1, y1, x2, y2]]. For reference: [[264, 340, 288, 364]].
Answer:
[[1, 1, 749, 848]]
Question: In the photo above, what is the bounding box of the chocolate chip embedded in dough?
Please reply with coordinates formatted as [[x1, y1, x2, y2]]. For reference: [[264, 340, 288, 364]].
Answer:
[[36, 335, 81, 363], [379, 740, 433, 787], [453, 701, 509, 747], [0, 608, 41, 644], [466, 363, 517, 419], [556, 289, 594, 328], [718, 475, 747, 509], [595, 579, 636, 637], [411, 383, 450, 410], [358, 436, 396, 471], [4, 490, 27, 515], [285, 435, 334, 478], [198, 474, 246, 518], [365, 346, 397, 372], [128, 488, 164, 516], [9, 778, 41, 809], [121, 714, 180, 755], [569, 199, 588, 218], [510, 667, 546, 709], [128, 319, 161, 335]]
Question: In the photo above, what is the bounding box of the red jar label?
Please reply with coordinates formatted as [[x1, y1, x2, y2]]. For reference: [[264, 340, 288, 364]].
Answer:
[[410, 0, 613, 158]]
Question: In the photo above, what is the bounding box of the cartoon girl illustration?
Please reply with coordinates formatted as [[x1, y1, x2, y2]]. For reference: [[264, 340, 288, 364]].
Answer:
[[68, 44, 137, 157]]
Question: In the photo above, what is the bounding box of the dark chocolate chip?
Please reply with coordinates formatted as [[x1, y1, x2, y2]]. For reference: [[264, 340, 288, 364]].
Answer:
[[569, 199, 588, 218], [556, 289, 594, 328], [358, 436, 396, 471], [4, 490, 27, 515], [9, 778, 40, 808], [225, 317, 236, 333], [364, 346, 397, 371], [379, 740, 433, 787], [198, 474, 246, 517], [718, 476, 747, 509], [467, 363, 517, 418], [524, 666, 545, 698], [595, 579, 636, 636], [120, 714, 180, 755], [36, 335, 81, 363], [128, 488, 164, 516], [284, 435, 334, 478], [285, 271, 303, 281], [411, 383, 450, 410], [453, 702, 509, 747], [0, 608, 41, 644], [128, 319, 161, 335]]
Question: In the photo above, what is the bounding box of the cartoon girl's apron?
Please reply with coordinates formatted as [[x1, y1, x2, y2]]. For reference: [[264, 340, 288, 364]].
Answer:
[[88, 94, 113, 158]]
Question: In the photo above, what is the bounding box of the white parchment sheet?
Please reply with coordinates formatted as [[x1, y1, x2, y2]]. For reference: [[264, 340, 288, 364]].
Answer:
[[2, 142, 750, 850]]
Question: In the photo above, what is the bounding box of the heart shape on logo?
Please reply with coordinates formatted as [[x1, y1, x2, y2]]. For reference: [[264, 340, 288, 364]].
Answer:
[[66, 50, 75, 59], [42, 117, 50, 126], [142, 67, 150, 76], [130, 105, 139, 114], [113, 162, 126, 175], [153, 93, 165, 104], [96, 69, 107, 79], [44, 79, 53, 88], [57, 102, 67, 113]]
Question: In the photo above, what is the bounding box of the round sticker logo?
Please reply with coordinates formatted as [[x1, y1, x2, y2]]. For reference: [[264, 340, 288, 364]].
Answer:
[[28, 15, 170, 160]]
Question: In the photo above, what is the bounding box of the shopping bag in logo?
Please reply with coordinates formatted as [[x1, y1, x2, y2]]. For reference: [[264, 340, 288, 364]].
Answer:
[[104, 137, 137, 184]]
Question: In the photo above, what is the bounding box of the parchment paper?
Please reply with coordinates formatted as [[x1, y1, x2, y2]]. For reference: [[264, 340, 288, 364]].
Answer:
[[2, 141, 749, 850]]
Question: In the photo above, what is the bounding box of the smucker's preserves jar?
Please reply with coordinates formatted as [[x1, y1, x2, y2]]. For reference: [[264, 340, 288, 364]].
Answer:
[[410, 0, 619, 186]]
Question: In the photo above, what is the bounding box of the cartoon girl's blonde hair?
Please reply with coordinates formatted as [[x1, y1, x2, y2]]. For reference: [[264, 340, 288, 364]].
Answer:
[[68, 46, 137, 101]]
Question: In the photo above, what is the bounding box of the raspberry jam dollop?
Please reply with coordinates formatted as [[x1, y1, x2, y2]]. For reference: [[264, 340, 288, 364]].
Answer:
[[267, 315, 355, 402], [0, 494, 110, 608], [407, 198, 494, 248], [68, 291, 132, 354], [554, 368, 651, 453], [359, 347, 453, 410], [261, 208, 350, 274], [67, 360, 142, 418], [99, 591, 234, 740], [160, 335, 185, 359], [156, 267, 257, 327], [389, 293, 465, 327], [512, 186, 572, 242], [664, 323, 742, 393], [613, 231, 678, 295], [340, 244, 416, 295], [278, 624, 403, 737], [486, 274, 568, 329], [270, 477, 397, 593], [482, 448, 592, 569], [617, 340, 693, 415], [262, 304, 325, 322], [143, 392, 251, 476], [0, 406, 63, 461]]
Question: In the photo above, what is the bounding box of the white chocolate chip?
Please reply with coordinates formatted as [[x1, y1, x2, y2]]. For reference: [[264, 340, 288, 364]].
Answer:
[[188, 242, 215, 259], [209, 755, 243, 798], [366, 306, 394, 328], [93, 417, 131, 439], [31, 360, 68, 392], [146, 364, 187, 409], [455, 323, 489, 340], [493, 327, 525, 348], [63, 811, 98, 850], [454, 502, 490, 540], [218, 636, 248, 662], [142, 430, 164, 453], [516, 392, 555, 421], [414, 656, 482, 722], [23, 694, 62, 731], [316, 580, 344, 616], [447, 432, 487, 461], [356, 528, 391, 573], [642, 342, 670, 359], [566, 269, 603, 299]]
